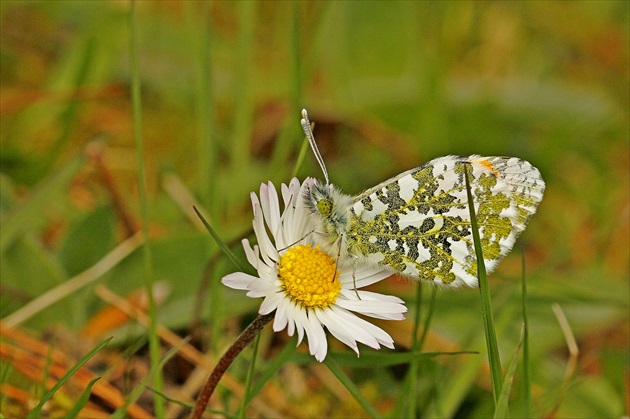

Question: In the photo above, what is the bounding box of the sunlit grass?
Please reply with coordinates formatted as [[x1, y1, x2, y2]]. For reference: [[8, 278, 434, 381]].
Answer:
[[128, 1, 163, 416], [464, 163, 503, 406], [27, 337, 112, 419]]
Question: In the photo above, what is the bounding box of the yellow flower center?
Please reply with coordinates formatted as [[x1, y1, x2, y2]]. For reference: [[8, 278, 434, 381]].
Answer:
[[278, 244, 342, 309]]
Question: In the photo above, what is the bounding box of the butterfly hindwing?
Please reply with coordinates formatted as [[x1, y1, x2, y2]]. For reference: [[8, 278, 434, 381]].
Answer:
[[345, 155, 545, 287]]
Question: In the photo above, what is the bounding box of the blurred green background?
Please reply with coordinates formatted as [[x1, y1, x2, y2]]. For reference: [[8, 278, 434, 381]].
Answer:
[[1, 1, 628, 417]]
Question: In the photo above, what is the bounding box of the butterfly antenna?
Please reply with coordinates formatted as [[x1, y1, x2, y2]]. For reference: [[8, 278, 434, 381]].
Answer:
[[301, 109, 329, 185]]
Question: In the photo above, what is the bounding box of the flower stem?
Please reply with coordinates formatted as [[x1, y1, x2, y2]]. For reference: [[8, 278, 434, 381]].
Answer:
[[190, 313, 274, 419]]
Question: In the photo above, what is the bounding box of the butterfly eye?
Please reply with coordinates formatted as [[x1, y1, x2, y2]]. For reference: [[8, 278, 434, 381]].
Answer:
[[317, 199, 333, 217]]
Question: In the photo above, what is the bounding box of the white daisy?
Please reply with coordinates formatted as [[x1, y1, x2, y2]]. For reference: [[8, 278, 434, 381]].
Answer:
[[222, 178, 407, 362]]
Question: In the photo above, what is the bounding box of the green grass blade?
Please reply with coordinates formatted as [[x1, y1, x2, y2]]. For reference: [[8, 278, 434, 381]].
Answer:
[[520, 248, 532, 417], [0, 361, 13, 410], [403, 283, 424, 417], [111, 338, 188, 418], [238, 333, 261, 418], [494, 324, 525, 418], [398, 283, 437, 417], [27, 337, 112, 419], [40, 343, 54, 406], [291, 136, 311, 180], [147, 387, 235, 418], [324, 355, 379, 419], [272, 4, 303, 175], [246, 338, 298, 404], [193, 206, 252, 274], [463, 164, 503, 405], [66, 377, 100, 419], [395, 284, 439, 417], [185, 1, 216, 216], [438, 306, 514, 417], [128, 1, 164, 415], [230, 0, 255, 179], [418, 285, 437, 351], [291, 350, 475, 367]]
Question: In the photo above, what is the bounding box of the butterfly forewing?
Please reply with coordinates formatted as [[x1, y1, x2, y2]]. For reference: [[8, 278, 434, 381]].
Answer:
[[346, 155, 545, 287]]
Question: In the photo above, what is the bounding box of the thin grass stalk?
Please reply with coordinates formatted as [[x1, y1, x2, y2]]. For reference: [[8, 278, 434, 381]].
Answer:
[[194, 1, 216, 217], [128, 1, 164, 416], [271, 2, 304, 173], [39, 344, 54, 409], [399, 284, 437, 417], [112, 339, 189, 419], [521, 248, 532, 417], [27, 337, 112, 418], [246, 339, 298, 405], [231, 0, 255, 178], [193, 206, 251, 274], [238, 333, 261, 418], [292, 136, 311, 179], [147, 387, 229, 417], [405, 283, 424, 417], [323, 355, 379, 419], [548, 303, 579, 417], [463, 164, 503, 405], [0, 363, 13, 410], [291, 2, 304, 113], [66, 377, 100, 419], [418, 286, 437, 351], [186, 0, 221, 354], [494, 325, 525, 418]]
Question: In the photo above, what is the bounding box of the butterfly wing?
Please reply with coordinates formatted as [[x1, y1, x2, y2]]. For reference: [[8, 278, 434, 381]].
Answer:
[[346, 155, 545, 287]]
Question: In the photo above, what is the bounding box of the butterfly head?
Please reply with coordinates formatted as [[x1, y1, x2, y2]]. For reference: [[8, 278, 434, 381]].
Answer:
[[304, 179, 353, 247]]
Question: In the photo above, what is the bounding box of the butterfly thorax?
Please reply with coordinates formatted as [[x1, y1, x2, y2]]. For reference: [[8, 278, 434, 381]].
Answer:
[[304, 180, 354, 255]]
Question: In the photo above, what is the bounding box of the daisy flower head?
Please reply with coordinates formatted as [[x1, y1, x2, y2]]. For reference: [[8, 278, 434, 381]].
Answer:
[[222, 178, 407, 362]]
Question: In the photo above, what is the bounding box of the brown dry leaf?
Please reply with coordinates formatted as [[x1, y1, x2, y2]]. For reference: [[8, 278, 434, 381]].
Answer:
[[0, 323, 153, 418]]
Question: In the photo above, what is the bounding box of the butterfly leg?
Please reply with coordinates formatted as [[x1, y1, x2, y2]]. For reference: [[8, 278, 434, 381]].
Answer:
[[277, 229, 316, 252], [352, 256, 361, 300], [331, 237, 344, 283]]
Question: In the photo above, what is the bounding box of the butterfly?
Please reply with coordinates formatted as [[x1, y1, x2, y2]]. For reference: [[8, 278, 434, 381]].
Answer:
[[301, 109, 545, 287]]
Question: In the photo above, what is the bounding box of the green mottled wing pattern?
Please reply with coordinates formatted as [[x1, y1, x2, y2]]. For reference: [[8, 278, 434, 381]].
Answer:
[[346, 155, 545, 287]]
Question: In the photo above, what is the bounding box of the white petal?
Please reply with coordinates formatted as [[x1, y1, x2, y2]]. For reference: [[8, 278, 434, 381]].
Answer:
[[245, 280, 276, 298], [259, 292, 284, 315], [273, 300, 289, 332], [281, 182, 292, 207], [250, 190, 260, 212], [324, 307, 380, 349], [336, 294, 407, 320], [353, 290, 405, 304], [252, 203, 278, 266], [330, 305, 395, 349], [337, 291, 407, 313], [260, 182, 281, 240], [255, 262, 274, 284], [314, 308, 359, 355], [292, 305, 307, 345], [304, 311, 327, 362], [278, 180, 302, 248], [221, 272, 258, 290], [286, 308, 296, 337], [241, 239, 259, 269]]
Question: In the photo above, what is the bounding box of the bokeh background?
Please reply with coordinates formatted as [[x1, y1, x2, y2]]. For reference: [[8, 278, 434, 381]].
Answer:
[[1, 1, 628, 417]]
